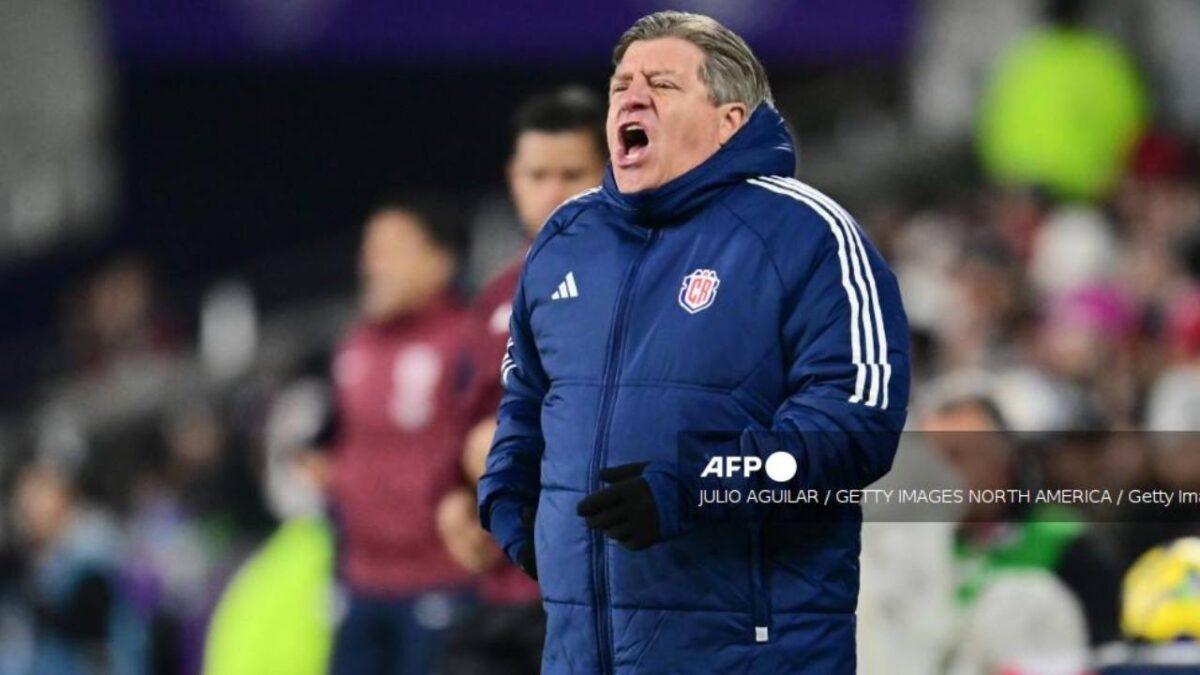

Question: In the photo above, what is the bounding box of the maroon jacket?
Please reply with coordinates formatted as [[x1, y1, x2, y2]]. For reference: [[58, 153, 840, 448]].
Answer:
[[330, 292, 473, 597], [467, 258, 542, 604]]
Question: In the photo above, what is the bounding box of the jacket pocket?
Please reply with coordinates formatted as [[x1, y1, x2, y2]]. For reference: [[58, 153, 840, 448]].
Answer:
[[748, 525, 771, 644]]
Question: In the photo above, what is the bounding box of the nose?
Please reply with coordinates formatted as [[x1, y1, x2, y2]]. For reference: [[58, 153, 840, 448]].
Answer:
[[619, 78, 651, 113], [548, 184, 571, 208]]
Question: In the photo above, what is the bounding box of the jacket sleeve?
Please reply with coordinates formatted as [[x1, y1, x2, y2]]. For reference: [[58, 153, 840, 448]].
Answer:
[[477, 267, 549, 563], [754, 205, 910, 492]]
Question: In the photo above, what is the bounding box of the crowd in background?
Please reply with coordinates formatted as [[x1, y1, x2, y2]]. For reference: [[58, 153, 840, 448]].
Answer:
[[2, 1, 1200, 673]]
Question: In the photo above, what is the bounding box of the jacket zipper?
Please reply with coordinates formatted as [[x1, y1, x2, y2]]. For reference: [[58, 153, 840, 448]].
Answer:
[[589, 227, 659, 675]]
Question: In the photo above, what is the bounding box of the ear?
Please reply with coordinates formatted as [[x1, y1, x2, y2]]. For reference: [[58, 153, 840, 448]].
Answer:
[[716, 102, 748, 145]]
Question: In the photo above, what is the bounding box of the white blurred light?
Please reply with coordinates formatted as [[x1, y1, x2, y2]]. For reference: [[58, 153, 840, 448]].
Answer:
[[200, 280, 258, 381]]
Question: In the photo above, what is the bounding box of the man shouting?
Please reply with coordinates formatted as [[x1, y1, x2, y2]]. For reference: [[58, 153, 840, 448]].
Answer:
[[479, 11, 910, 674]]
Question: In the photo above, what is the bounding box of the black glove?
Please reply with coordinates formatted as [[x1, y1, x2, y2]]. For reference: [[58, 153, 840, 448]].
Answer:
[[515, 505, 538, 580], [577, 462, 660, 551]]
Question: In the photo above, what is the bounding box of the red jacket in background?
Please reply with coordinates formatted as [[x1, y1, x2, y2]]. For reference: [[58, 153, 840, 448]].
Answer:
[[467, 258, 542, 604], [330, 292, 474, 597]]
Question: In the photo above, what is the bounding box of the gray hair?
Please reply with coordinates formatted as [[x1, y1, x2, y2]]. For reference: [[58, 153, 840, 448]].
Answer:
[[613, 11, 774, 111]]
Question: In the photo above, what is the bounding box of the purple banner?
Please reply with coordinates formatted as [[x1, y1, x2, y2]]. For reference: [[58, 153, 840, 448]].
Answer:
[[104, 0, 913, 66]]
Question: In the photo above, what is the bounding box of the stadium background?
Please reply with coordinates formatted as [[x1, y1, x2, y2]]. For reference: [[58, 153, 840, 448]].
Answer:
[[2, 0, 1200, 673]]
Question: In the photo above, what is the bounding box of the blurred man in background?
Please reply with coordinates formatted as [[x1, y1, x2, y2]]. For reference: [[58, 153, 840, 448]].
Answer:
[[326, 197, 475, 675], [437, 87, 606, 675], [923, 386, 1121, 653]]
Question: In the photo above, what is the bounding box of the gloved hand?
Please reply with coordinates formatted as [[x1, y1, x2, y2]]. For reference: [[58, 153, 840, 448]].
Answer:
[[515, 505, 538, 580], [577, 462, 662, 550]]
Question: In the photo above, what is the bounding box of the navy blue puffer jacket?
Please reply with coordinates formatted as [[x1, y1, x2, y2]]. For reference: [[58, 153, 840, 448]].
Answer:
[[479, 103, 910, 674]]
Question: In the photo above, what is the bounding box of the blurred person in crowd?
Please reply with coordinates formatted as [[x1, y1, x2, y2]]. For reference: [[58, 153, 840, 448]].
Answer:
[[1151, 214, 1200, 370], [61, 255, 183, 379], [122, 399, 266, 675], [325, 196, 475, 675], [1132, 366, 1200, 554], [437, 87, 606, 675], [976, 0, 1147, 202], [856, 428, 964, 675], [923, 383, 1121, 647], [480, 11, 909, 672], [1035, 284, 1141, 425], [0, 462, 144, 675], [1117, 132, 1200, 310], [931, 229, 1035, 371]]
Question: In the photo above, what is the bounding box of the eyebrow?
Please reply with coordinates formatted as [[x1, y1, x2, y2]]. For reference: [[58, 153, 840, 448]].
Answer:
[[610, 68, 680, 84]]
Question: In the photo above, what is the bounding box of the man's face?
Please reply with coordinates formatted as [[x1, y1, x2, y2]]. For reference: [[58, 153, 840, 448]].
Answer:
[[508, 130, 605, 237], [359, 210, 453, 322], [607, 38, 745, 193], [13, 467, 72, 548], [923, 402, 1013, 520]]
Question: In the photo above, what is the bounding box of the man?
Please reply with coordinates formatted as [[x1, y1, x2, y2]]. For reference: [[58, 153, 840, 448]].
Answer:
[[922, 390, 1120, 650], [437, 88, 607, 673], [327, 197, 475, 675], [479, 11, 909, 674]]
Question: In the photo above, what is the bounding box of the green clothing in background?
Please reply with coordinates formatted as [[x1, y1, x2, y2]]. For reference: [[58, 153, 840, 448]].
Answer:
[[953, 505, 1085, 605], [204, 518, 335, 675], [977, 27, 1148, 201]]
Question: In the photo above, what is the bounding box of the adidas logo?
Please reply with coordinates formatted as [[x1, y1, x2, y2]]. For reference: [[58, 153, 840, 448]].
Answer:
[[551, 272, 579, 300]]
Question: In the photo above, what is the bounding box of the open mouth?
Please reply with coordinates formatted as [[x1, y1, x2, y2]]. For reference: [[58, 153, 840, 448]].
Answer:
[[618, 122, 650, 166]]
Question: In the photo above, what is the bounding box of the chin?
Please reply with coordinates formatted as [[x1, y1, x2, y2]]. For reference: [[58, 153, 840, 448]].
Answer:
[[615, 168, 659, 194]]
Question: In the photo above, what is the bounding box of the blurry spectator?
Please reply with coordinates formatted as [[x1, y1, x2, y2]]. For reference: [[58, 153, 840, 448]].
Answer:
[[122, 399, 266, 675], [326, 196, 475, 675], [1117, 132, 1200, 324], [1, 463, 144, 675], [938, 233, 1032, 370], [61, 256, 183, 380], [437, 86, 606, 675], [976, 0, 1147, 202], [1035, 284, 1141, 424], [1029, 206, 1120, 299], [948, 573, 1089, 675], [857, 436, 962, 675], [1125, 367, 1200, 560], [923, 382, 1122, 646]]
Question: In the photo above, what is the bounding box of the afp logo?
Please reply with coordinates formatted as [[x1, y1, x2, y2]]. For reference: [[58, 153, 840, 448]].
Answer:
[[678, 268, 720, 314], [700, 452, 798, 482]]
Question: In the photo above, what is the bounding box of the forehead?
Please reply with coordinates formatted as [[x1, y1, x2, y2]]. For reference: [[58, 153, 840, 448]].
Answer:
[[613, 37, 706, 78], [367, 210, 422, 240]]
